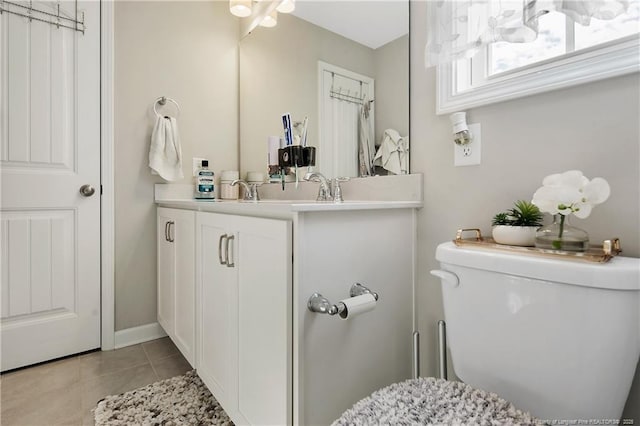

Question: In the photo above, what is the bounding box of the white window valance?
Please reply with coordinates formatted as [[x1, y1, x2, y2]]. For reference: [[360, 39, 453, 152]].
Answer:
[[425, 0, 631, 67]]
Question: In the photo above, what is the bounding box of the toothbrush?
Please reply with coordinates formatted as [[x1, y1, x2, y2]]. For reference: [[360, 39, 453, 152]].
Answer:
[[282, 113, 293, 146], [301, 116, 308, 147]]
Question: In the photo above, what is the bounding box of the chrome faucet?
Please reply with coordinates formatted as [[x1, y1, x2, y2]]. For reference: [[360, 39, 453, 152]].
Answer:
[[332, 177, 349, 203], [303, 172, 332, 201], [231, 179, 261, 201]]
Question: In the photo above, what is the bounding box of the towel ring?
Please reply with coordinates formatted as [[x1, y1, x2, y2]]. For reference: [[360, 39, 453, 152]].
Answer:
[[154, 96, 181, 118]]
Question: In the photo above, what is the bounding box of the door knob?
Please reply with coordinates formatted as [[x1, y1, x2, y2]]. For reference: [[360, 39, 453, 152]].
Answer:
[[79, 184, 96, 197]]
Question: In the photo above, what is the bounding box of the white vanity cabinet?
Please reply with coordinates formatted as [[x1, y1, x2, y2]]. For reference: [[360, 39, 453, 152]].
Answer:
[[195, 211, 292, 426], [156, 207, 195, 366], [156, 176, 422, 426]]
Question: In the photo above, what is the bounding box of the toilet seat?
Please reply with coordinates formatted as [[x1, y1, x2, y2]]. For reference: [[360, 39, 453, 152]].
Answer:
[[332, 377, 541, 425]]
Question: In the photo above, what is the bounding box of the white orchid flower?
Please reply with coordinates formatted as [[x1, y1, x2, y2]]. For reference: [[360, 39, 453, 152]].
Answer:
[[542, 170, 588, 189], [532, 186, 576, 215], [583, 177, 611, 205], [531, 170, 610, 220]]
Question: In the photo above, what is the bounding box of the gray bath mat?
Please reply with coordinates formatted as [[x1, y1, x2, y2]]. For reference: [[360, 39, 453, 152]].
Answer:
[[94, 370, 233, 426], [333, 377, 543, 426]]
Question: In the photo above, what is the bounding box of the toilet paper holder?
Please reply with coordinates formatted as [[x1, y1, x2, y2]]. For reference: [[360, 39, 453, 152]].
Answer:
[[307, 283, 378, 317]]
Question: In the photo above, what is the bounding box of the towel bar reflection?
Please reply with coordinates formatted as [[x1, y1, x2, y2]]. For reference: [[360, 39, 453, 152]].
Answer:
[[329, 72, 375, 106], [307, 283, 378, 317], [153, 96, 181, 118]]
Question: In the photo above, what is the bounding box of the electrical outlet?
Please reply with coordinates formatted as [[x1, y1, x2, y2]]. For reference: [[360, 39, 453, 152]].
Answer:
[[192, 157, 206, 176], [454, 123, 481, 166]]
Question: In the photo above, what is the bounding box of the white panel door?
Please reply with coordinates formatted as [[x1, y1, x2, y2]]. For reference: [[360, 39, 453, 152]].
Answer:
[[0, 0, 101, 371]]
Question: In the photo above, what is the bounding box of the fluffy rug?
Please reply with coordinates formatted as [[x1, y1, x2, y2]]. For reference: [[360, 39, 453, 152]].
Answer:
[[333, 377, 543, 426], [94, 370, 233, 426]]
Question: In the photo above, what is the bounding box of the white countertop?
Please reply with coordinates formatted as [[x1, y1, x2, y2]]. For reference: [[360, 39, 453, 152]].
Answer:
[[155, 175, 423, 218], [156, 198, 422, 219]]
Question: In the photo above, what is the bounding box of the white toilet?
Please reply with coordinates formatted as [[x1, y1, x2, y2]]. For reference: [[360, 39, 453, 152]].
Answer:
[[334, 242, 639, 424], [432, 241, 640, 421]]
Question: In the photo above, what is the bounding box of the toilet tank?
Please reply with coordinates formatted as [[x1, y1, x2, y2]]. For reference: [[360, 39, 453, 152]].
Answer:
[[434, 242, 640, 422]]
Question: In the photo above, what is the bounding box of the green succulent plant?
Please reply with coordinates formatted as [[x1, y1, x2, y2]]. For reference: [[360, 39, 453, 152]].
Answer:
[[492, 200, 543, 227]]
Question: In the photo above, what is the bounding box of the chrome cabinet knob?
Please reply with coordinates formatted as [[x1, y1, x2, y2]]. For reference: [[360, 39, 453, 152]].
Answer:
[[79, 184, 95, 197]]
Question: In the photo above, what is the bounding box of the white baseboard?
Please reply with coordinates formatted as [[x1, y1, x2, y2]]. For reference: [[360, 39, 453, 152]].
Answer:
[[114, 322, 167, 349]]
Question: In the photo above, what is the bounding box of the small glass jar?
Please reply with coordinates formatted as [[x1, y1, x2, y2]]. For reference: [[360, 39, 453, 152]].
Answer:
[[219, 170, 240, 200], [246, 171, 265, 185]]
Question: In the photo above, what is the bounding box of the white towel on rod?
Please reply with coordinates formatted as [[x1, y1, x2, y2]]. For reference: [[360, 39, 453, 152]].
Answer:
[[373, 129, 408, 175], [149, 115, 184, 181]]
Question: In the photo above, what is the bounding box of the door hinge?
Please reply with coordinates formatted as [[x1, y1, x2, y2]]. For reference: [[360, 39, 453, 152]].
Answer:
[[100, 185, 103, 195]]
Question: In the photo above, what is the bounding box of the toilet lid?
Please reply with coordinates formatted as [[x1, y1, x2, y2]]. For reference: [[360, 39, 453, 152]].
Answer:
[[333, 377, 541, 425]]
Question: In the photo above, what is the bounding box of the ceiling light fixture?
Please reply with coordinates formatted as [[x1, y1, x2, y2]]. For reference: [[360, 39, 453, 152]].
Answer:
[[259, 9, 278, 27], [276, 0, 295, 13], [229, 0, 252, 18]]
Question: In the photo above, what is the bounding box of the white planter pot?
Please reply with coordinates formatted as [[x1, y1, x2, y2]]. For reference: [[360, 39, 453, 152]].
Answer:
[[492, 225, 539, 247]]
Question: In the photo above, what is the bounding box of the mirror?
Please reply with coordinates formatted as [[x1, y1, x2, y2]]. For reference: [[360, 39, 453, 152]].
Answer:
[[239, 1, 409, 180]]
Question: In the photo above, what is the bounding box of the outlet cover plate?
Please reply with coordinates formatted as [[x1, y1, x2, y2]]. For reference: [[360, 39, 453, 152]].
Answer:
[[454, 123, 481, 166]]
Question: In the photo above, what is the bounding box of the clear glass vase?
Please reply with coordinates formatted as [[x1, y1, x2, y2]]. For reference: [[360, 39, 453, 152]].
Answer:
[[535, 215, 589, 252]]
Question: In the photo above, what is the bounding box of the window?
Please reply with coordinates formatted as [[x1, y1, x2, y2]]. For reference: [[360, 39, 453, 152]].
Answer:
[[437, 2, 640, 114]]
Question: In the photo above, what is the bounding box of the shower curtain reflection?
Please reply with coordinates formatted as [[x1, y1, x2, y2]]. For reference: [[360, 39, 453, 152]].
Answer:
[[330, 98, 359, 178], [319, 63, 375, 179]]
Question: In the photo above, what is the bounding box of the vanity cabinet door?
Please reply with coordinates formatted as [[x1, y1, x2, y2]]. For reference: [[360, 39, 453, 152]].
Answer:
[[156, 207, 195, 367], [157, 208, 176, 339], [196, 212, 292, 426], [196, 213, 238, 414], [234, 215, 292, 426]]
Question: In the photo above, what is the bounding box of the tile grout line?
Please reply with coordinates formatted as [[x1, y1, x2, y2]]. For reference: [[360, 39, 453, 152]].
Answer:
[[141, 343, 160, 381], [141, 339, 182, 368], [148, 352, 183, 368]]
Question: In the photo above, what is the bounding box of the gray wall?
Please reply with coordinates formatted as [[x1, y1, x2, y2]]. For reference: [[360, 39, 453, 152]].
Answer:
[[374, 35, 409, 141], [410, 1, 640, 421], [114, 1, 238, 330]]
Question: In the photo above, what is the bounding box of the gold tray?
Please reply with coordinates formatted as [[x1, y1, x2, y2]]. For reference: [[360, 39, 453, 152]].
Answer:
[[453, 229, 621, 263]]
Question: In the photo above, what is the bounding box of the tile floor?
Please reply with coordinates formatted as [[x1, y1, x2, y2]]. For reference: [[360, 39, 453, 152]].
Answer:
[[0, 337, 191, 426]]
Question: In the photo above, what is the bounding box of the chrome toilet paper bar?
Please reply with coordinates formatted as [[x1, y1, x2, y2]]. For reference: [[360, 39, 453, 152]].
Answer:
[[307, 283, 379, 318]]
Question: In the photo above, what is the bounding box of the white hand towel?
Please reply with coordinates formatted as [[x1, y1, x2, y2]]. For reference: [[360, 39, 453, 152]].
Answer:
[[373, 129, 408, 175], [149, 116, 184, 181]]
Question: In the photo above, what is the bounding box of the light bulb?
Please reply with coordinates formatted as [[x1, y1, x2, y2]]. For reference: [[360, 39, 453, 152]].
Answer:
[[276, 0, 295, 13], [230, 0, 252, 18], [450, 112, 472, 145], [260, 10, 278, 27]]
